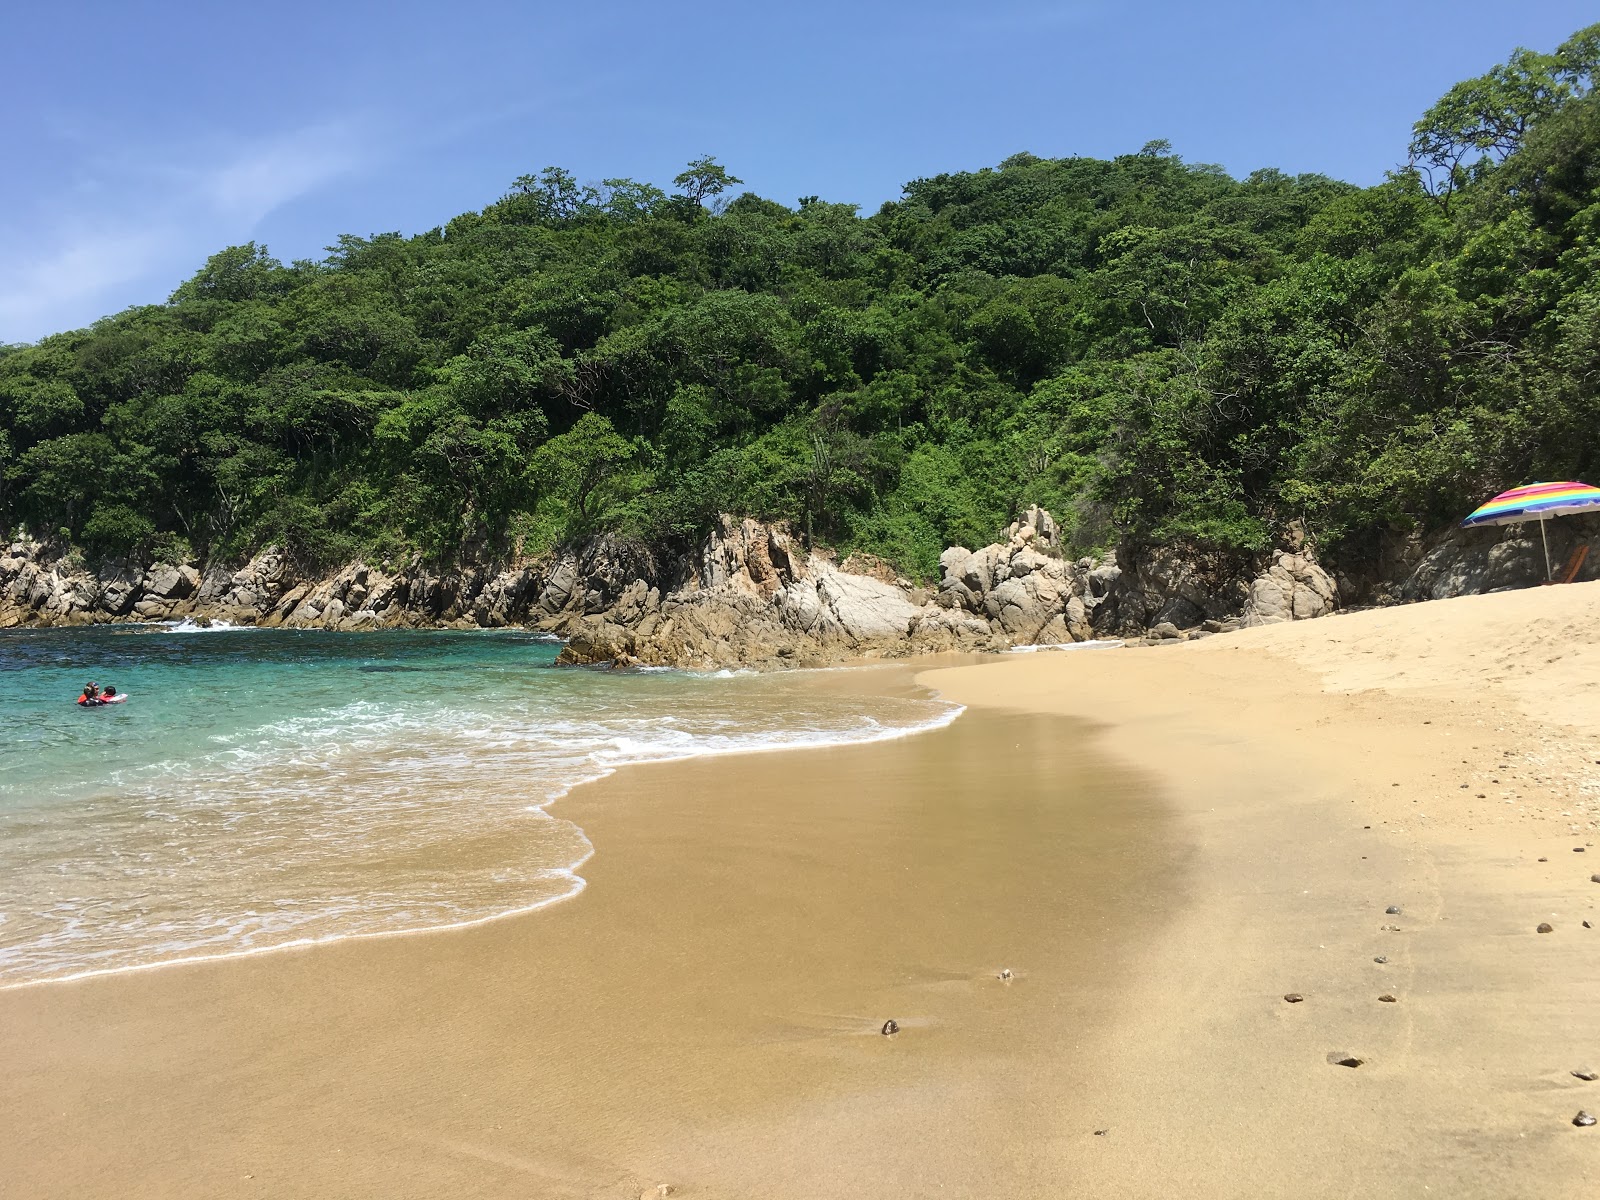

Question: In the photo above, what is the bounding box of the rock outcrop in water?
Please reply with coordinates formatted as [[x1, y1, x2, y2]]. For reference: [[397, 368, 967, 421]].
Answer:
[[7, 505, 1595, 665], [0, 505, 1354, 666], [554, 516, 999, 667]]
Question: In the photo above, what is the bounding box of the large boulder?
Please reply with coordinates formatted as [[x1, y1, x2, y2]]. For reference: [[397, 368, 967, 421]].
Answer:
[[1242, 553, 1339, 626], [141, 563, 200, 601], [813, 572, 920, 640], [1398, 520, 1598, 601], [95, 565, 143, 616]]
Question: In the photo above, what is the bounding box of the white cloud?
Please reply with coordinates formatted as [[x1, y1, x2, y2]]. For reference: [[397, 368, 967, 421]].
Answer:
[[199, 121, 369, 224], [0, 228, 173, 335], [0, 120, 373, 343]]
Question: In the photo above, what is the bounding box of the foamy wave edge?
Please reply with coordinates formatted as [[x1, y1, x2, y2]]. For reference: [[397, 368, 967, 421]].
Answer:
[[1, 696, 965, 992]]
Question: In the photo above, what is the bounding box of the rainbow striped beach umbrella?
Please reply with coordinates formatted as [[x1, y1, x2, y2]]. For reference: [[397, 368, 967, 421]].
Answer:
[[1461, 481, 1600, 579]]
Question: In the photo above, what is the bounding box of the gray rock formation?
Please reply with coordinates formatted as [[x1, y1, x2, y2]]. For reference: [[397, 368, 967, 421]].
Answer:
[[1397, 516, 1599, 600], [1243, 553, 1339, 626], [1, 503, 1359, 663], [556, 516, 1004, 668]]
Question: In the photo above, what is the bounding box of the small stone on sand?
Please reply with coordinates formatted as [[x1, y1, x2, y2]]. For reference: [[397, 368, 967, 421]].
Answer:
[[1577, 847, 1587, 853], [1573, 1069, 1599, 1081], [1538, 922, 1555, 933], [1283, 993, 1304, 1003], [1382, 924, 1402, 932], [1385, 905, 1401, 914], [1539, 857, 1549, 862], [1378, 994, 1397, 1003], [1373, 956, 1388, 964], [1590, 874, 1600, 883], [1575, 1111, 1597, 1127], [998, 968, 1014, 982], [1327, 1052, 1364, 1068], [1093, 1129, 1108, 1136], [881, 1019, 899, 1036]]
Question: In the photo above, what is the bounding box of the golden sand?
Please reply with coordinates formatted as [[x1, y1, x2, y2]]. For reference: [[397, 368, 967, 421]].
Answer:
[[6, 583, 1600, 1197], [1, 668, 1174, 1199]]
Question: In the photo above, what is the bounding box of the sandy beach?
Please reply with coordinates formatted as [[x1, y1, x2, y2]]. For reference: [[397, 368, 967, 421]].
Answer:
[[6, 584, 1600, 1197]]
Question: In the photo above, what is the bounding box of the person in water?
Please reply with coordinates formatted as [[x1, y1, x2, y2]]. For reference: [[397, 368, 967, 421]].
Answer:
[[77, 682, 102, 706], [101, 686, 118, 700]]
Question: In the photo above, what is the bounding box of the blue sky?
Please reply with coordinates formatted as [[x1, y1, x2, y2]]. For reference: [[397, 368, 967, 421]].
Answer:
[[1, 0, 1593, 343]]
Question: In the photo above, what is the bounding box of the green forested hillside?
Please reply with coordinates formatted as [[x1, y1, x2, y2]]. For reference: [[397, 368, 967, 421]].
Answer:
[[3, 26, 1598, 580]]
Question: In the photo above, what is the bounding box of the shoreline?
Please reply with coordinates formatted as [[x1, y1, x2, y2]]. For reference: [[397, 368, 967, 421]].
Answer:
[[4, 585, 1600, 1195], [0, 661, 1178, 1198], [0, 654, 967, 994]]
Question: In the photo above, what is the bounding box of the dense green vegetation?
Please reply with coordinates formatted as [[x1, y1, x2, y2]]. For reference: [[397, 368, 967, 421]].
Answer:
[[3, 28, 1598, 580]]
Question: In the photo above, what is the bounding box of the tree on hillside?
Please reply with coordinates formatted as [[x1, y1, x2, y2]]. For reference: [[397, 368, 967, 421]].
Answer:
[[1409, 22, 1600, 200], [529, 412, 635, 524], [673, 156, 743, 209]]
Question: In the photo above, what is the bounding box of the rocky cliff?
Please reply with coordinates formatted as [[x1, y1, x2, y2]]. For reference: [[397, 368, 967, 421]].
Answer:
[[0, 507, 1346, 665], [19, 503, 1583, 668]]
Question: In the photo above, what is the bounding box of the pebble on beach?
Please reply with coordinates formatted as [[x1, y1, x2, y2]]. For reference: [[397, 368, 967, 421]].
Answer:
[[1573, 1069, 1599, 1081], [880, 1019, 899, 1037], [1538, 922, 1555, 933], [1591, 873, 1600, 883], [1373, 956, 1388, 964], [1327, 1052, 1365, 1068], [1378, 994, 1397, 1003], [1283, 993, 1304, 1003], [1385, 905, 1401, 915], [1574, 1111, 1597, 1127]]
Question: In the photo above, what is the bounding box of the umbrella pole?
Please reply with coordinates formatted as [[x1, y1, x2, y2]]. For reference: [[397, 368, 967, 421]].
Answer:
[[1540, 515, 1552, 581]]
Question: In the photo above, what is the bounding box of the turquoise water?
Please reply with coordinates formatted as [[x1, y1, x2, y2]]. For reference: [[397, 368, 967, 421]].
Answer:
[[0, 625, 959, 986]]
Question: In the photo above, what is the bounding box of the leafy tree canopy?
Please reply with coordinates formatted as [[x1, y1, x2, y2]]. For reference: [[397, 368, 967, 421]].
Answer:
[[5, 29, 1600, 581]]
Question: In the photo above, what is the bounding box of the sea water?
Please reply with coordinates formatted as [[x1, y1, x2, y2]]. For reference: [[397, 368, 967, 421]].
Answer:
[[0, 626, 959, 987]]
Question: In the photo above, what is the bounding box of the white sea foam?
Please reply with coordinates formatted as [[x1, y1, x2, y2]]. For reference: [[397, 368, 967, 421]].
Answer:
[[0, 671, 962, 990], [158, 618, 257, 633]]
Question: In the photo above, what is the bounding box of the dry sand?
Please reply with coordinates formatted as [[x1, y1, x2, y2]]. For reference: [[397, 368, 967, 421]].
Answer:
[[921, 581, 1600, 1197], [5, 583, 1600, 1197]]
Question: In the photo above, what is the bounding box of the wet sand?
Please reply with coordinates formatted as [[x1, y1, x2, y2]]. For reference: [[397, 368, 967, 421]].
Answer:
[[7, 583, 1600, 1197], [0, 666, 1178, 1199]]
